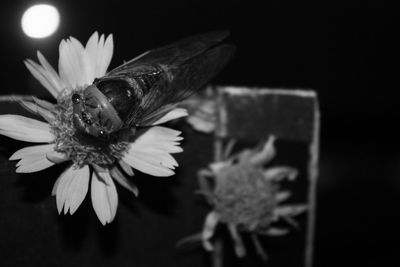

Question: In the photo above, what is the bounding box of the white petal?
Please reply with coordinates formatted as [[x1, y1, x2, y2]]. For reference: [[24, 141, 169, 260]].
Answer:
[[110, 167, 138, 196], [58, 37, 92, 88], [91, 171, 118, 225], [151, 108, 188, 125], [16, 156, 55, 173], [100, 34, 113, 76], [248, 135, 276, 166], [36, 51, 65, 93], [227, 224, 246, 258], [251, 234, 268, 261], [10, 144, 55, 160], [24, 59, 60, 98], [119, 160, 134, 176], [275, 191, 291, 203], [136, 126, 183, 152], [186, 116, 215, 133], [274, 204, 307, 217], [46, 150, 69, 164], [86, 32, 113, 79], [10, 144, 55, 173], [32, 97, 56, 111], [84, 32, 99, 82], [265, 227, 289, 236], [20, 100, 55, 123], [209, 161, 230, 174], [55, 165, 90, 215], [263, 167, 298, 181], [185, 100, 216, 133], [0, 115, 54, 142], [201, 211, 219, 251], [122, 126, 183, 177], [122, 154, 175, 177]]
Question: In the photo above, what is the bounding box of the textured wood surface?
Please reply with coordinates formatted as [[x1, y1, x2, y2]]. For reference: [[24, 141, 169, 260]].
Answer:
[[216, 87, 316, 142]]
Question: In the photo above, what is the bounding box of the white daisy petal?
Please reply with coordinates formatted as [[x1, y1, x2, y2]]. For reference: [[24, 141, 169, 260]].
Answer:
[[99, 34, 113, 77], [32, 97, 56, 111], [36, 51, 65, 94], [122, 154, 175, 177], [10, 144, 55, 160], [151, 108, 188, 125], [0, 115, 54, 142], [55, 165, 90, 215], [51, 174, 61, 196], [85, 32, 113, 79], [91, 171, 118, 225], [84, 31, 99, 81], [20, 100, 55, 123], [119, 160, 134, 176], [122, 126, 183, 177], [24, 59, 59, 98], [58, 37, 91, 88], [138, 126, 183, 150], [16, 156, 55, 173], [46, 150, 68, 164], [110, 167, 139, 197]]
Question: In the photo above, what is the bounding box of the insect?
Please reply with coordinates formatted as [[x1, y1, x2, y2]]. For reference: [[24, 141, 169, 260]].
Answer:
[[71, 31, 235, 140]]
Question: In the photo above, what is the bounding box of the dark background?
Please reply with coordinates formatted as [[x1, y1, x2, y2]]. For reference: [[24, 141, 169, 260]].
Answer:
[[0, 0, 398, 266]]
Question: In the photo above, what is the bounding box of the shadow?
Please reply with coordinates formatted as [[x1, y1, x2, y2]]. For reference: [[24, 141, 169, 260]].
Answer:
[[15, 163, 66, 203], [130, 170, 181, 216], [96, 216, 120, 257], [56, 199, 92, 251]]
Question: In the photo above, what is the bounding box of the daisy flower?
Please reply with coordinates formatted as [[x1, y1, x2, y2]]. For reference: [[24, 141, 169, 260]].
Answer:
[[0, 32, 187, 225], [180, 136, 307, 260], [180, 86, 217, 134]]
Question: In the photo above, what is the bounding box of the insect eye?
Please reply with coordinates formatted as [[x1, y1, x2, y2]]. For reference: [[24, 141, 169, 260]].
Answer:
[[72, 94, 81, 104]]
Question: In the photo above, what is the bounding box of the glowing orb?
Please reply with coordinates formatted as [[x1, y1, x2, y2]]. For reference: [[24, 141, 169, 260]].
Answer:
[[21, 4, 60, 38]]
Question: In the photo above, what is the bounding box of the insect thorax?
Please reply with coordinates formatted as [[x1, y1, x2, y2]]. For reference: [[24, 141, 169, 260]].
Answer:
[[94, 67, 163, 123]]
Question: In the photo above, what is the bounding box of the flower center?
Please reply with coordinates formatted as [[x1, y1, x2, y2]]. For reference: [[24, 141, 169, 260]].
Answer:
[[213, 164, 278, 232], [50, 88, 129, 168]]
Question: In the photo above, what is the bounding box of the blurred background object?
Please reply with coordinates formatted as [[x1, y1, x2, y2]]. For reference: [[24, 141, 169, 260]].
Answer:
[[0, 1, 398, 266]]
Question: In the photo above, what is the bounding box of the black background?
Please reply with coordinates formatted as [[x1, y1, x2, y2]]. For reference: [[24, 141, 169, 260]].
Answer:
[[0, 0, 398, 266]]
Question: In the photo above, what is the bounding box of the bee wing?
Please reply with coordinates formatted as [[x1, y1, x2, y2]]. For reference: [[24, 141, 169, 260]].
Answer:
[[103, 31, 235, 127]]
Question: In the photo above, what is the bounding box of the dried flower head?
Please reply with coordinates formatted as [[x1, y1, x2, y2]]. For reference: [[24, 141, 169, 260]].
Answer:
[[0, 32, 186, 225], [181, 136, 306, 260]]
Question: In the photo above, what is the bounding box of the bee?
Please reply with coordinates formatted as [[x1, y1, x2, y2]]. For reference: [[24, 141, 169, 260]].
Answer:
[[71, 31, 235, 141]]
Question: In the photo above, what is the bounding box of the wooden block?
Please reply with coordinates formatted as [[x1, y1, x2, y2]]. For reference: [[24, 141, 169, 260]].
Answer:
[[216, 87, 317, 142]]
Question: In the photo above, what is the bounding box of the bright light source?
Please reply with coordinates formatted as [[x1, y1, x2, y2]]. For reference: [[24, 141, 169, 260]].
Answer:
[[21, 4, 60, 38]]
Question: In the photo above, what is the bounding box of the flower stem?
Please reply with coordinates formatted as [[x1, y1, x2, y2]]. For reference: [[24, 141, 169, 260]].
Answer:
[[212, 238, 224, 267], [212, 135, 224, 267], [0, 95, 33, 102]]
